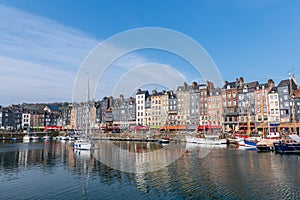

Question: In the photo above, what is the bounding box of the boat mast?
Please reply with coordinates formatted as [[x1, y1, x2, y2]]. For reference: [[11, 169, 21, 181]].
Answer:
[[289, 72, 296, 134], [261, 92, 265, 138], [86, 72, 91, 139], [246, 102, 251, 136], [27, 118, 30, 136]]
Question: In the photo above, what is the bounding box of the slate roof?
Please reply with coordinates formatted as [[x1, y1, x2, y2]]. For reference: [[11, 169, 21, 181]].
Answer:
[[223, 81, 236, 89]]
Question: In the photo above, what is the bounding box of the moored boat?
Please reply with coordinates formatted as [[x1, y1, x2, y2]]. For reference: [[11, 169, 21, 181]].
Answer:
[[158, 135, 170, 144], [185, 134, 205, 144], [73, 139, 92, 150], [256, 139, 277, 152], [23, 135, 30, 142], [73, 74, 93, 151], [158, 139, 170, 144], [273, 134, 300, 154], [244, 138, 258, 147], [30, 135, 39, 141], [186, 134, 226, 145], [42, 135, 51, 140]]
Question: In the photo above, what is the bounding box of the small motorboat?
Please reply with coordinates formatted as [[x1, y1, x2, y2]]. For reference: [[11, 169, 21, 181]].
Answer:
[[158, 136, 170, 144]]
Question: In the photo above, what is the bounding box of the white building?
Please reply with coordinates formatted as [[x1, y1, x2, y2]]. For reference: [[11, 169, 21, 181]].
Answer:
[[135, 89, 149, 126], [22, 113, 31, 130]]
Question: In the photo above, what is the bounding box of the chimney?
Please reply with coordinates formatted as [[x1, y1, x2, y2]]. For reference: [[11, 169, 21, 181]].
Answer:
[[240, 77, 244, 84], [235, 78, 239, 86], [206, 80, 214, 93], [109, 96, 113, 108], [184, 82, 188, 89], [267, 79, 274, 88], [192, 81, 197, 88]]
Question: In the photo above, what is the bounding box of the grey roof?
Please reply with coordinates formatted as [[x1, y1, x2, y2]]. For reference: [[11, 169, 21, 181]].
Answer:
[[223, 81, 236, 89], [210, 87, 222, 96], [136, 90, 149, 95], [47, 105, 59, 111], [151, 92, 164, 97], [268, 87, 278, 93], [257, 83, 268, 89], [278, 79, 297, 89], [245, 81, 259, 88]]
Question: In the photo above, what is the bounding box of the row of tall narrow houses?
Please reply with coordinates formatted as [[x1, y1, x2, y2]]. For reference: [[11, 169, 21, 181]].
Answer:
[[1, 75, 300, 134]]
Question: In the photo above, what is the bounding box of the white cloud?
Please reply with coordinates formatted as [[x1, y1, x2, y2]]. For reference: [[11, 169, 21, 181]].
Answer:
[[0, 5, 205, 105], [0, 5, 148, 105]]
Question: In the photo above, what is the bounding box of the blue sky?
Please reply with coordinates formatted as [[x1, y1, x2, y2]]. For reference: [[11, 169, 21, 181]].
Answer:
[[0, 0, 300, 105]]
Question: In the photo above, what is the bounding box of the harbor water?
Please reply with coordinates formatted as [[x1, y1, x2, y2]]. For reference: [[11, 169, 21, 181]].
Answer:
[[0, 140, 299, 199]]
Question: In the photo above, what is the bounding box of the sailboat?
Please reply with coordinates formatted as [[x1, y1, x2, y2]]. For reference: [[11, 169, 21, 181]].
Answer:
[[73, 74, 93, 151]]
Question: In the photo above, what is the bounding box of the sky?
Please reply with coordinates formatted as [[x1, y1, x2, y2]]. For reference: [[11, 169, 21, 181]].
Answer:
[[0, 0, 300, 105]]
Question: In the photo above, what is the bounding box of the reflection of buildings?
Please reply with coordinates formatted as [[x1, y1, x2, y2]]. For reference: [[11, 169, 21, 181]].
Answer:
[[0, 141, 96, 175]]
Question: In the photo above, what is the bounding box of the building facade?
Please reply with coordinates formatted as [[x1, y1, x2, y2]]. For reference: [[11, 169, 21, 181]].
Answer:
[[238, 80, 258, 133], [136, 89, 149, 126], [222, 80, 239, 132], [207, 88, 223, 133], [177, 82, 191, 126]]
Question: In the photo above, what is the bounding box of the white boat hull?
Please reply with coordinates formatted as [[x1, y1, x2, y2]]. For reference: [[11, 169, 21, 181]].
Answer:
[[30, 136, 39, 141], [186, 135, 226, 145], [73, 140, 92, 150], [23, 135, 30, 142]]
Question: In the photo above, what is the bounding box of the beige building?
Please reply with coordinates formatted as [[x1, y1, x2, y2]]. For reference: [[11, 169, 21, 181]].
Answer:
[[177, 82, 191, 125], [150, 90, 163, 129], [268, 87, 280, 125], [70, 107, 77, 129], [207, 88, 223, 133], [160, 90, 169, 127]]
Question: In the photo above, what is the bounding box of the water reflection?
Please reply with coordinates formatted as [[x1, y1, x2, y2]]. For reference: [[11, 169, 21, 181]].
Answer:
[[93, 140, 186, 173], [0, 141, 299, 199]]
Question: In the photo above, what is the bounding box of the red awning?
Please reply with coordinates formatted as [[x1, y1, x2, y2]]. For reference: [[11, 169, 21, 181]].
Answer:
[[134, 126, 150, 131], [198, 125, 222, 129]]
